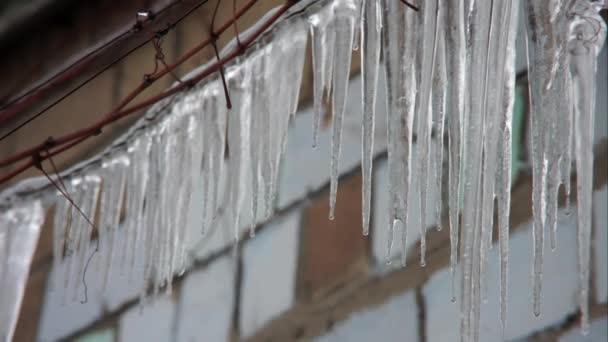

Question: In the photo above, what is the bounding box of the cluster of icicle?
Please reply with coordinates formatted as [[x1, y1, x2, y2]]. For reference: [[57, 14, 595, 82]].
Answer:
[[46, 12, 308, 308], [347, 0, 604, 339], [0, 0, 605, 341]]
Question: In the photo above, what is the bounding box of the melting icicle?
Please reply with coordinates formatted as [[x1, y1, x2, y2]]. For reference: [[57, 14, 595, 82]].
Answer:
[[125, 135, 151, 282], [259, 70, 270, 221], [328, 0, 357, 220], [51, 193, 70, 290], [200, 92, 213, 236], [352, 0, 363, 51], [0, 200, 44, 342], [460, 0, 493, 340], [269, 21, 307, 213], [71, 175, 101, 301], [568, 1, 606, 334], [445, 0, 466, 302], [431, 7, 447, 233], [98, 155, 128, 291], [495, 0, 519, 334], [360, 0, 381, 236], [249, 51, 265, 237], [177, 95, 204, 274], [140, 130, 163, 305], [416, 0, 439, 267], [382, 0, 417, 263], [309, 9, 334, 148], [62, 179, 81, 303], [524, 0, 576, 318], [227, 60, 252, 243], [208, 85, 228, 226], [479, 0, 505, 304]]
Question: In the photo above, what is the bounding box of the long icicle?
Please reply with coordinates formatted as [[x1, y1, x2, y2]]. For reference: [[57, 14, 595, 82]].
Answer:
[[495, 0, 519, 335], [360, 0, 382, 236], [328, 0, 357, 220], [524, 0, 566, 318], [416, 0, 439, 267], [479, 0, 504, 304], [309, 9, 334, 148], [431, 7, 447, 234], [568, 1, 606, 334], [445, 0, 466, 302], [460, 0, 493, 340], [382, 0, 417, 265]]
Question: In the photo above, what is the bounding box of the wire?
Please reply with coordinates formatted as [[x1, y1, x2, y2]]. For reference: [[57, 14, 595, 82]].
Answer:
[[0, 0, 210, 141]]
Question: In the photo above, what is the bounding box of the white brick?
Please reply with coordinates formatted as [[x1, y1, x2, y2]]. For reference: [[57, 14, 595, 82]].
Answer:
[[593, 185, 608, 304], [239, 211, 301, 338], [119, 296, 175, 342], [175, 257, 236, 342], [315, 290, 418, 342], [559, 317, 608, 342], [424, 211, 579, 341]]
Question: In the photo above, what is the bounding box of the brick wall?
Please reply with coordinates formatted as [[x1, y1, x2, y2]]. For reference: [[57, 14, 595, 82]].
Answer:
[[4, 3, 608, 342]]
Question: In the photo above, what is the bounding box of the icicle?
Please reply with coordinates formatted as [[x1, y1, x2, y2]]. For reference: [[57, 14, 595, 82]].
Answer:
[[62, 178, 83, 304], [460, 0, 493, 340], [352, 0, 363, 51], [140, 131, 163, 305], [0, 200, 44, 342], [126, 135, 151, 282], [51, 193, 70, 290], [167, 96, 201, 290], [226, 59, 252, 243], [524, 0, 576, 317], [494, 0, 519, 334], [156, 116, 178, 294], [445, 0, 466, 302], [200, 93, 213, 236], [208, 85, 228, 225], [269, 21, 307, 210], [431, 7, 447, 233], [416, 0, 439, 267], [480, 0, 520, 333], [328, 0, 357, 220], [261, 49, 273, 218], [360, 0, 381, 236], [98, 155, 128, 291], [382, 0, 417, 262], [568, 2, 606, 334], [262, 43, 285, 219], [176, 96, 204, 275], [201, 87, 222, 234], [71, 175, 101, 301], [309, 9, 333, 148], [479, 0, 504, 304], [248, 49, 267, 236]]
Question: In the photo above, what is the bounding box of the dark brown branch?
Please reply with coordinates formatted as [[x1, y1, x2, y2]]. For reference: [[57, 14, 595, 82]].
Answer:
[[400, 0, 419, 11]]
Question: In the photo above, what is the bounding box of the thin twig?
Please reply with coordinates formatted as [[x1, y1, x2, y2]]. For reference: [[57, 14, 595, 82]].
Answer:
[[400, 0, 419, 11], [210, 0, 233, 109]]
